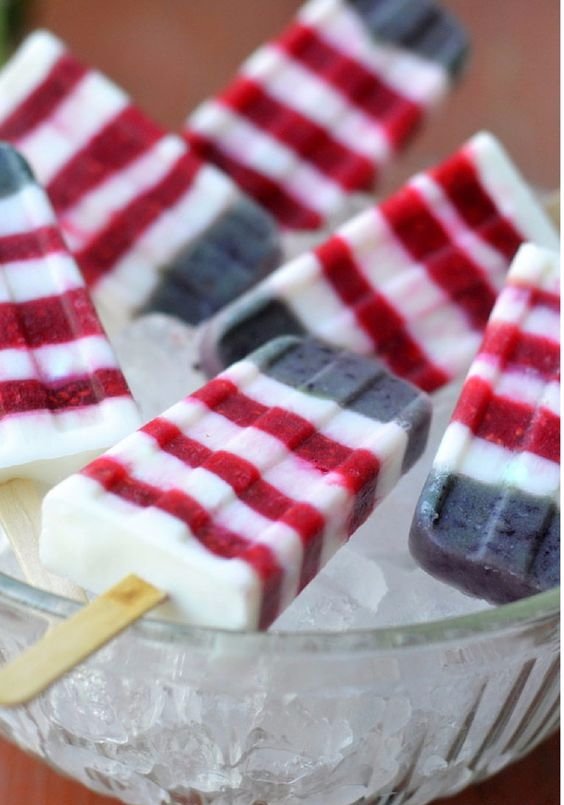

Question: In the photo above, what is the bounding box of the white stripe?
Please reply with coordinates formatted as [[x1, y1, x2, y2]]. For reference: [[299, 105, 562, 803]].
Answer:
[[0, 251, 83, 302], [405, 305, 482, 379], [233, 366, 341, 425], [0, 335, 119, 383], [340, 206, 417, 285], [411, 172, 509, 289], [518, 303, 560, 343], [434, 421, 560, 498], [60, 135, 186, 251], [0, 348, 34, 380], [189, 100, 345, 217], [490, 284, 561, 344], [507, 451, 560, 500], [0, 396, 140, 483], [0, 30, 63, 122], [489, 284, 532, 326], [298, 0, 449, 104], [469, 357, 560, 416], [312, 305, 375, 354], [467, 132, 559, 251], [241, 44, 390, 163], [506, 244, 560, 294], [18, 71, 129, 184], [0, 184, 56, 237]]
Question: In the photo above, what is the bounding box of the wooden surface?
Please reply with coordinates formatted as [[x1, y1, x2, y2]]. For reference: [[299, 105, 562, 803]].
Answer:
[[0, 732, 559, 804], [27, 0, 559, 190]]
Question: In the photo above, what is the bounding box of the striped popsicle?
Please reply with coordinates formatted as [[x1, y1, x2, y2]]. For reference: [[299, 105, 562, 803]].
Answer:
[[0, 30, 281, 330], [0, 143, 140, 483], [184, 0, 469, 230], [410, 243, 560, 602], [41, 336, 431, 630], [199, 132, 559, 392]]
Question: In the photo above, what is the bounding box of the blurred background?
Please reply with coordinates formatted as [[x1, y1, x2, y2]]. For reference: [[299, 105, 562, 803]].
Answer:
[[11, 0, 561, 193], [0, 1, 559, 804]]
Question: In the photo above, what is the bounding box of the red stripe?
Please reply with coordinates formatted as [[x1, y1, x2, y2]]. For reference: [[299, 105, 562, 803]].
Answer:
[[0, 54, 87, 142], [315, 235, 448, 391], [47, 106, 165, 214], [219, 77, 375, 191], [0, 288, 104, 349], [0, 368, 129, 416], [527, 407, 560, 465], [453, 376, 560, 463], [143, 417, 325, 589], [380, 186, 498, 329], [510, 282, 560, 314], [279, 23, 422, 147], [185, 130, 321, 229], [480, 322, 560, 382], [74, 150, 202, 286], [82, 456, 284, 629], [431, 150, 524, 260], [142, 417, 211, 467], [0, 226, 67, 263]]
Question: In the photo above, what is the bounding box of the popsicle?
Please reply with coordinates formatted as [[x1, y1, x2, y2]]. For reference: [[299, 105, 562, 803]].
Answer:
[[199, 132, 559, 391], [0, 30, 281, 331], [40, 335, 432, 630], [410, 243, 560, 602], [184, 0, 469, 230], [0, 143, 140, 595]]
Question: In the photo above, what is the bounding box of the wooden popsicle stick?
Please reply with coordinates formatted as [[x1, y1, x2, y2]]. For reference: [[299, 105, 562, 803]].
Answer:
[[0, 480, 88, 603], [0, 574, 166, 707]]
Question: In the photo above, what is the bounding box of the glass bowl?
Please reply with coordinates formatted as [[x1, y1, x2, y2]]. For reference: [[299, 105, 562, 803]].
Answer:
[[0, 572, 559, 805]]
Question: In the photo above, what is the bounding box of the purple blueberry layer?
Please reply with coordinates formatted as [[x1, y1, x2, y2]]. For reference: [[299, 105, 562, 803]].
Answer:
[[144, 197, 281, 324], [410, 471, 560, 602]]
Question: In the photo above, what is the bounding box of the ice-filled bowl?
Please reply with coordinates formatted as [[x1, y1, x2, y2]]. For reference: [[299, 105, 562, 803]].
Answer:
[[0, 561, 558, 805], [0, 361, 559, 805]]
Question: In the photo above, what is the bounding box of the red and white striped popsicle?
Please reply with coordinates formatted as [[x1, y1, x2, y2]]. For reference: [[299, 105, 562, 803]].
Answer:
[[0, 31, 281, 331], [40, 336, 431, 630], [0, 144, 140, 484], [410, 243, 560, 602], [184, 0, 469, 230], [199, 132, 559, 392], [0, 143, 140, 597]]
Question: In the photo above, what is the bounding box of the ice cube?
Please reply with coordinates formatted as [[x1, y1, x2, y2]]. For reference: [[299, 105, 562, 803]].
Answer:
[[112, 314, 205, 421]]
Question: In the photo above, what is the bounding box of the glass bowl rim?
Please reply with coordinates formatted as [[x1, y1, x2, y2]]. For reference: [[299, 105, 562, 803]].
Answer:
[[0, 571, 559, 654]]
